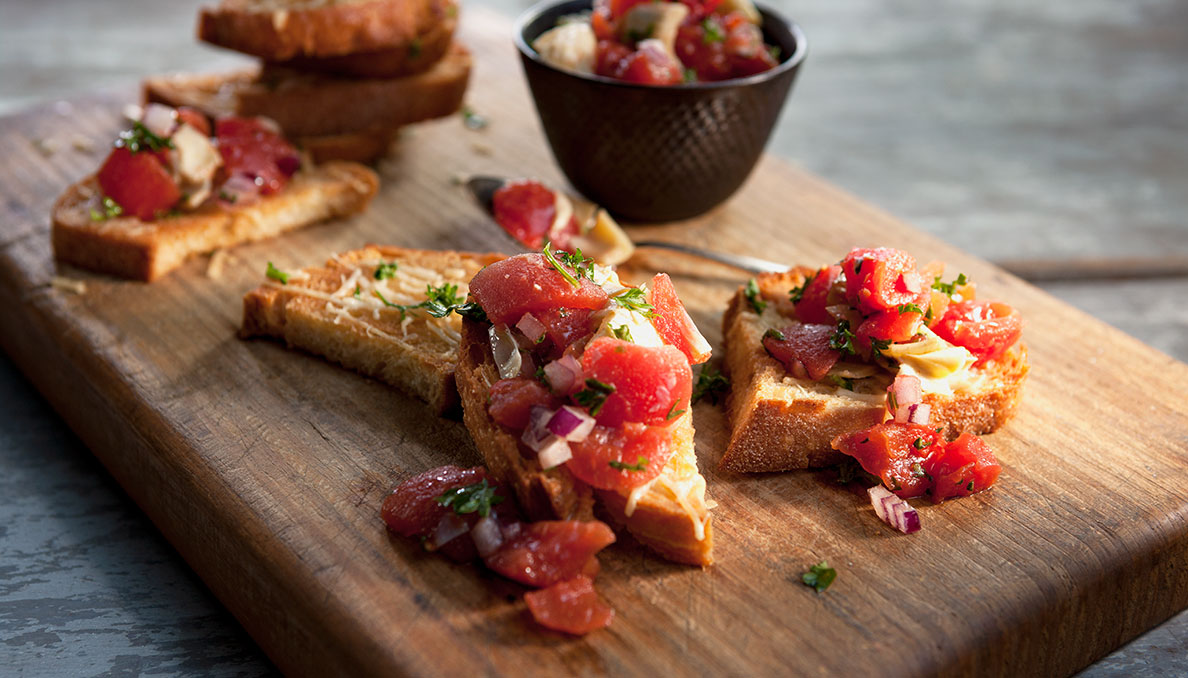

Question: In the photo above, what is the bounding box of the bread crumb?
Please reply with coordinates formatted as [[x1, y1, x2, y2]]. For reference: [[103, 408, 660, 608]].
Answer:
[[71, 135, 95, 154], [272, 10, 289, 30], [50, 276, 87, 295], [207, 249, 232, 279], [470, 141, 494, 156], [32, 138, 59, 157]]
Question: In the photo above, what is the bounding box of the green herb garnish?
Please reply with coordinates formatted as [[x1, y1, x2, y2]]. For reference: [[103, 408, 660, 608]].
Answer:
[[460, 105, 488, 130], [801, 561, 836, 593], [897, 303, 924, 315], [543, 242, 582, 287], [218, 190, 237, 204], [763, 328, 786, 342], [89, 196, 123, 222], [454, 301, 488, 322], [353, 284, 361, 298], [913, 438, 931, 450], [408, 37, 422, 59], [266, 261, 290, 284], [666, 399, 686, 421], [535, 366, 550, 387], [932, 272, 969, 296], [910, 461, 928, 478], [701, 17, 725, 43], [434, 479, 504, 518], [374, 261, 399, 280], [420, 283, 466, 318], [744, 278, 767, 314], [611, 287, 657, 318], [609, 456, 648, 472], [870, 337, 892, 356], [683, 67, 698, 83], [789, 270, 818, 304], [574, 378, 616, 415], [826, 374, 855, 391], [611, 324, 633, 342], [692, 364, 730, 404], [116, 121, 173, 154], [829, 320, 857, 356]]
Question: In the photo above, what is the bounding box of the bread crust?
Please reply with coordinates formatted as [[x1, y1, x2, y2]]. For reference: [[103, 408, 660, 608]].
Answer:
[[241, 246, 503, 413], [720, 269, 1029, 473], [198, 0, 441, 61], [456, 317, 714, 566], [51, 161, 379, 281]]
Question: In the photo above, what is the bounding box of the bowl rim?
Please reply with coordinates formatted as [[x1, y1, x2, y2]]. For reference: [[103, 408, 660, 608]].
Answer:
[[514, 0, 808, 90]]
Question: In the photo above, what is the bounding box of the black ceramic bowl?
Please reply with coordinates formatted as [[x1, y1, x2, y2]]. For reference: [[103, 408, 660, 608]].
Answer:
[[515, 0, 807, 222]]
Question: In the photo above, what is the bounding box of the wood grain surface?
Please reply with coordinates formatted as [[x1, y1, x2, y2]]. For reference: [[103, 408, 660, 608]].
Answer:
[[2, 13, 1188, 678]]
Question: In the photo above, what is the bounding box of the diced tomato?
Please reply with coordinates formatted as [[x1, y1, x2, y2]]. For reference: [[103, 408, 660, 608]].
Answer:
[[579, 337, 692, 427], [535, 307, 596, 354], [488, 378, 559, 430], [525, 576, 614, 635], [96, 146, 181, 221], [842, 247, 929, 316], [492, 180, 578, 250], [932, 300, 1022, 366], [614, 42, 683, 85], [677, 0, 724, 20], [468, 254, 610, 327], [762, 324, 840, 381], [832, 422, 942, 499], [925, 289, 951, 329], [381, 465, 489, 537], [793, 265, 842, 324], [590, 9, 617, 41], [484, 520, 616, 587], [176, 107, 211, 136], [215, 116, 300, 196], [730, 49, 780, 78], [675, 21, 731, 82], [595, 39, 634, 78], [854, 308, 923, 355], [923, 433, 1001, 502], [646, 273, 711, 364], [566, 422, 672, 491]]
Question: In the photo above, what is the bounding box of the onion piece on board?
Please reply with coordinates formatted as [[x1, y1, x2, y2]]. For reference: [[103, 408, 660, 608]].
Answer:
[[470, 516, 504, 557], [868, 485, 921, 534]]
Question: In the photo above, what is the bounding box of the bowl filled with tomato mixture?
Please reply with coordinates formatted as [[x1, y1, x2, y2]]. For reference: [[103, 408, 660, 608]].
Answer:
[[515, 0, 806, 221]]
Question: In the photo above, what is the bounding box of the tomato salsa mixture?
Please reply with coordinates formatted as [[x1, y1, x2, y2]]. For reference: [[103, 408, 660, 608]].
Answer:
[[532, 0, 780, 85], [90, 103, 300, 223]]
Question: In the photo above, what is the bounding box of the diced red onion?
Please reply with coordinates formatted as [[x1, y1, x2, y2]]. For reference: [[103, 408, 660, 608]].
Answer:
[[217, 173, 261, 206], [537, 435, 574, 469], [868, 486, 921, 534], [888, 374, 922, 414], [547, 405, 595, 442], [489, 325, 522, 380], [894, 402, 931, 425], [141, 103, 178, 139], [516, 312, 548, 344], [542, 355, 582, 394], [521, 405, 554, 451], [470, 516, 503, 557], [431, 512, 470, 549]]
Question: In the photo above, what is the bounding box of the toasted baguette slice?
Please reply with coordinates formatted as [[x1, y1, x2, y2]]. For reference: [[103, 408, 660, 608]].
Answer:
[[720, 268, 1029, 473], [199, 0, 439, 61], [142, 42, 471, 140], [241, 246, 504, 413], [52, 162, 378, 282], [292, 126, 401, 164], [262, 0, 457, 78], [456, 318, 714, 566]]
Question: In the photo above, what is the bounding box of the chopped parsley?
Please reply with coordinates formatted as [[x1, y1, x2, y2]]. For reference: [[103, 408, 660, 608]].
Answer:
[[910, 461, 929, 478], [374, 261, 399, 280], [870, 337, 892, 356], [932, 272, 969, 296], [574, 378, 616, 415], [89, 196, 123, 222], [666, 399, 686, 420], [610, 287, 657, 318], [912, 437, 932, 450], [535, 366, 550, 387], [789, 270, 817, 304], [744, 278, 767, 314], [434, 479, 504, 518], [218, 190, 238, 204], [460, 105, 488, 130], [801, 561, 836, 593], [542, 242, 593, 287], [116, 121, 173, 154], [683, 67, 698, 83], [692, 363, 730, 404], [625, 23, 655, 43], [829, 320, 857, 356], [967, 480, 975, 491], [408, 37, 422, 59], [826, 374, 855, 391], [454, 301, 488, 322], [353, 284, 361, 298], [701, 17, 725, 43], [897, 303, 924, 315], [265, 261, 290, 284], [768, 45, 782, 61], [763, 328, 786, 342], [374, 282, 473, 320], [609, 456, 648, 472], [611, 324, 633, 342]]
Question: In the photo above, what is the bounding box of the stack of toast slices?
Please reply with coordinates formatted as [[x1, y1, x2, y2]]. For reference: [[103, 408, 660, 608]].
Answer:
[[148, 0, 471, 163]]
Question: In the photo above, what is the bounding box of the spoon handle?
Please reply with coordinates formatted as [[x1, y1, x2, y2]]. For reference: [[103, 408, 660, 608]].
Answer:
[[632, 241, 789, 274]]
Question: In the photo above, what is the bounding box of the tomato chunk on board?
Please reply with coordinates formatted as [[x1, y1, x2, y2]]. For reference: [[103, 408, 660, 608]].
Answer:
[[469, 254, 610, 327], [97, 147, 181, 221], [933, 300, 1023, 366], [646, 273, 711, 364], [380, 465, 489, 537], [842, 247, 928, 316], [923, 432, 1002, 502], [484, 520, 616, 587], [524, 576, 614, 635], [565, 422, 673, 491], [832, 423, 942, 499], [579, 337, 692, 427], [762, 324, 840, 381]]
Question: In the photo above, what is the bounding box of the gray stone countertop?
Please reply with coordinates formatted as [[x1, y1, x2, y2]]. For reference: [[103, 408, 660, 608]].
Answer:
[[2, 0, 1186, 675]]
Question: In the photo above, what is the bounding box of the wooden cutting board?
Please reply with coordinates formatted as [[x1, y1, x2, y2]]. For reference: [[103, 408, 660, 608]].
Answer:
[[2, 10, 1187, 677]]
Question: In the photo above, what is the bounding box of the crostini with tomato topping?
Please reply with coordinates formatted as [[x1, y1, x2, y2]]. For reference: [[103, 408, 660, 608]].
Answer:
[[455, 247, 715, 566], [51, 104, 378, 281], [720, 247, 1028, 472]]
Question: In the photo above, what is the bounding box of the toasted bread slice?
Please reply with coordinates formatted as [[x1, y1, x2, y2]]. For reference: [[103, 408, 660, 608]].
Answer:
[[241, 246, 504, 413], [292, 126, 401, 164], [720, 268, 1029, 473], [142, 42, 471, 140], [52, 162, 378, 282], [198, 0, 440, 61], [456, 318, 714, 566], [262, 0, 457, 78]]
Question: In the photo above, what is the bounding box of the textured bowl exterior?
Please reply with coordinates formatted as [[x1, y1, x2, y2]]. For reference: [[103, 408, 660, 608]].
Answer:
[[516, 0, 806, 222]]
